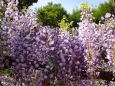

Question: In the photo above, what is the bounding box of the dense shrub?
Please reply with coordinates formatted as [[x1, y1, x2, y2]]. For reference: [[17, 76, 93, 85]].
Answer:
[[36, 2, 68, 27], [0, 0, 115, 86]]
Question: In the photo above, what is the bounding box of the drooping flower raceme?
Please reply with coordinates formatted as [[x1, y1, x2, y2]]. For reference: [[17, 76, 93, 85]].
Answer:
[[1, 0, 87, 85], [0, 0, 115, 86], [78, 8, 115, 76]]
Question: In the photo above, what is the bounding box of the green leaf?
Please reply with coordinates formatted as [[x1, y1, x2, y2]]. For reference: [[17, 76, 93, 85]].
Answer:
[[2, 50, 7, 54]]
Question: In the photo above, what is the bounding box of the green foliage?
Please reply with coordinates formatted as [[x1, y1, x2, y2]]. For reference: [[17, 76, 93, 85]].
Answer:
[[93, 0, 115, 23], [36, 2, 68, 27], [68, 9, 81, 27], [3, 67, 12, 76], [0, 67, 13, 76], [2, 50, 7, 54], [2, 0, 38, 10], [58, 16, 73, 31], [32, 84, 36, 86], [80, 2, 91, 11], [0, 4, 6, 27], [18, 0, 38, 10]]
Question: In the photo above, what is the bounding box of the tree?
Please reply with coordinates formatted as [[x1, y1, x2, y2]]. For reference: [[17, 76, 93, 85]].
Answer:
[[36, 2, 68, 27], [93, 0, 115, 23], [3, 0, 38, 10], [68, 9, 81, 27], [18, 0, 38, 10]]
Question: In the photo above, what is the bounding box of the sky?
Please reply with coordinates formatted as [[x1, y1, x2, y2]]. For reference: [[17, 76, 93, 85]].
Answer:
[[30, 0, 109, 13]]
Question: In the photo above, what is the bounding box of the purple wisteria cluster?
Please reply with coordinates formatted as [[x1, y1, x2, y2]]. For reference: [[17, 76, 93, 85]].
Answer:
[[0, 0, 115, 86], [5, 15, 87, 85], [78, 8, 115, 75], [0, 0, 87, 85]]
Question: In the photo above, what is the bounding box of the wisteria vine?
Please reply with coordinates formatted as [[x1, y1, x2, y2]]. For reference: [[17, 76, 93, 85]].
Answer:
[[0, 0, 115, 86]]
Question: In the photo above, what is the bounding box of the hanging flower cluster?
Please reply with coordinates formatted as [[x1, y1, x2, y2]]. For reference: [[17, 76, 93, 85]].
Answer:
[[0, 0, 115, 86]]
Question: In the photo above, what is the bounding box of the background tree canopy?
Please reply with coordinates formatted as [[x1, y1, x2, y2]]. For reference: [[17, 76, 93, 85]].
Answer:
[[18, 0, 38, 10], [35, 0, 115, 27], [3, 0, 38, 10], [68, 9, 81, 27], [93, 0, 115, 23], [1, 0, 115, 27], [36, 2, 68, 27]]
